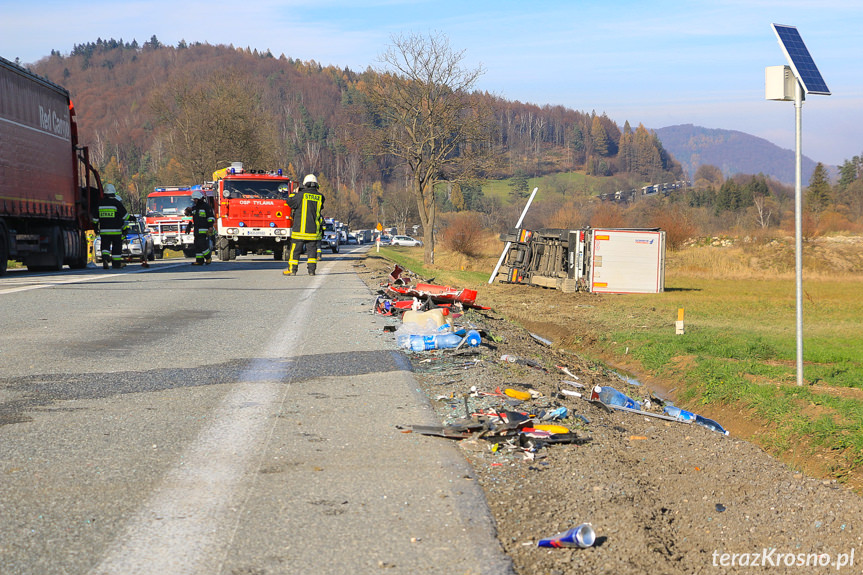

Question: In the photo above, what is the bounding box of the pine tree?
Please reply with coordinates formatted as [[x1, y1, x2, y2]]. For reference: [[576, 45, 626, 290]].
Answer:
[[618, 121, 634, 173], [806, 162, 832, 213], [715, 179, 741, 214], [837, 156, 860, 191], [450, 184, 465, 211], [509, 170, 529, 199], [591, 116, 610, 157]]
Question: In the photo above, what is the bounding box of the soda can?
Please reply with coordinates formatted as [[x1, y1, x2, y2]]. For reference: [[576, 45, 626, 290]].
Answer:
[[537, 523, 596, 548]]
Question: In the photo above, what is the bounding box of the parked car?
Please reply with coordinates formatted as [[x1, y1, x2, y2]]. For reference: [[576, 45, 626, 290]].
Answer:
[[94, 217, 156, 263], [347, 233, 359, 245], [390, 235, 423, 247]]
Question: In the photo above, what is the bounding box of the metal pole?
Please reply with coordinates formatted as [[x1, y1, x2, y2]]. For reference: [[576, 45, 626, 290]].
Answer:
[[488, 187, 538, 284], [794, 80, 804, 386]]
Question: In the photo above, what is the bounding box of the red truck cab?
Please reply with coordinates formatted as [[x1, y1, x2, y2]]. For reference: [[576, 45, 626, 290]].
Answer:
[[208, 162, 295, 261]]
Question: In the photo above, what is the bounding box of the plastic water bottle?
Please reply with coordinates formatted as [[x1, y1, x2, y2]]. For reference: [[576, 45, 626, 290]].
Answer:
[[694, 414, 729, 435], [663, 405, 696, 422], [398, 330, 481, 351], [592, 385, 641, 410], [414, 332, 463, 351]]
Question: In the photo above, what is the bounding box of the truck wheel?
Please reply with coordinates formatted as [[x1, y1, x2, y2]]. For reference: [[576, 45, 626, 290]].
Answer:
[[50, 228, 64, 271], [68, 231, 87, 270], [273, 244, 286, 261], [332, 243, 339, 254], [217, 238, 230, 261], [155, 249, 164, 260]]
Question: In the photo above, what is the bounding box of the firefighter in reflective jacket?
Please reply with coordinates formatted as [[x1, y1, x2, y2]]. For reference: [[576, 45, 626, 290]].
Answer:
[[283, 174, 324, 276], [184, 190, 215, 265], [92, 184, 130, 270]]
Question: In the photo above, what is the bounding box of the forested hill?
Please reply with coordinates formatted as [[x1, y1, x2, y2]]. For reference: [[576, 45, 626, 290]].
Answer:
[[27, 38, 682, 224], [654, 124, 819, 185]]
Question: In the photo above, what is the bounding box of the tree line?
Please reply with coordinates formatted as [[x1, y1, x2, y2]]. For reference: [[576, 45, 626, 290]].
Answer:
[[31, 36, 681, 238]]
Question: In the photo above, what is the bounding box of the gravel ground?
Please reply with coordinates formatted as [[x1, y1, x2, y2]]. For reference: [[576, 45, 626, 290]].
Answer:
[[355, 256, 863, 575]]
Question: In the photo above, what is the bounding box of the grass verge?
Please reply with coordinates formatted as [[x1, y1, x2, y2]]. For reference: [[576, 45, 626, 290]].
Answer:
[[587, 275, 863, 487], [368, 243, 863, 491]]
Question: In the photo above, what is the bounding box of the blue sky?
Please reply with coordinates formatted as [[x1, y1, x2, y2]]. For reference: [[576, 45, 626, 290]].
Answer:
[[6, 0, 862, 166]]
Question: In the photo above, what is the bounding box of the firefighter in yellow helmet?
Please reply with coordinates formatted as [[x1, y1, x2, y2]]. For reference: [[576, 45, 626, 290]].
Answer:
[[284, 174, 324, 276]]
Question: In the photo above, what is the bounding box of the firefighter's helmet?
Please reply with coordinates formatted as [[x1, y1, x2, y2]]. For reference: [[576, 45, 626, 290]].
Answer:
[[191, 190, 203, 200], [303, 174, 318, 188], [104, 184, 117, 196]]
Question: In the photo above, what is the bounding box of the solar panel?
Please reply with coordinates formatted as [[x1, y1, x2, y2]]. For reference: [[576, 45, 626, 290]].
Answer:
[[772, 24, 831, 96]]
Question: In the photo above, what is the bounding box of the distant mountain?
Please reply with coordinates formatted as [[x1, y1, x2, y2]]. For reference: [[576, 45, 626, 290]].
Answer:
[[654, 124, 818, 185]]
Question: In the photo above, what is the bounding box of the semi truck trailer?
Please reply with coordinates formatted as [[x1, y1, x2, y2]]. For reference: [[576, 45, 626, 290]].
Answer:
[[0, 55, 101, 274]]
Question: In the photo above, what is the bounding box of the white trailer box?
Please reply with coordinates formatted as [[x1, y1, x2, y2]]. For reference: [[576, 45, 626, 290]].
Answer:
[[587, 228, 665, 294]]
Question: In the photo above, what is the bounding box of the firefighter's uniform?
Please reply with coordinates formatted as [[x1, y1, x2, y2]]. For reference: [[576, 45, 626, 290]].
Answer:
[[284, 175, 324, 276], [92, 185, 130, 269], [185, 193, 215, 265]]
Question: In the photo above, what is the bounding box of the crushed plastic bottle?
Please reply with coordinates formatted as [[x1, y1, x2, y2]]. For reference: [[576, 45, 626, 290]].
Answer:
[[398, 330, 481, 351], [540, 406, 569, 421], [694, 414, 729, 435], [663, 405, 696, 422], [592, 385, 641, 410], [500, 354, 518, 363]]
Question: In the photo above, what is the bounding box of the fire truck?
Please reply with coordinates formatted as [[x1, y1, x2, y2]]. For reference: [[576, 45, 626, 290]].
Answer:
[[0, 55, 101, 274], [144, 186, 197, 258], [205, 162, 295, 261]]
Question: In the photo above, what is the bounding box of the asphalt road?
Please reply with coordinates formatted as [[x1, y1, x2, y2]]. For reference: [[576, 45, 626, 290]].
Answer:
[[0, 247, 513, 575]]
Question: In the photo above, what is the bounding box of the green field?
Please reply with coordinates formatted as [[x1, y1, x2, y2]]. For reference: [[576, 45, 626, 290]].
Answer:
[[590, 276, 863, 475], [477, 171, 615, 204]]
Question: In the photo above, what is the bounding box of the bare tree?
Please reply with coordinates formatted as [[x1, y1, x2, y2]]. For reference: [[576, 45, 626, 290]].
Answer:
[[150, 69, 278, 182], [386, 185, 418, 235], [364, 32, 497, 264], [754, 195, 772, 229]]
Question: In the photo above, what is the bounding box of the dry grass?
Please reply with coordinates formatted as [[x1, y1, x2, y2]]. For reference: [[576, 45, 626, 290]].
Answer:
[[432, 230, 863, 281], [669, 234, 863, 280], [430, 230, 501, 272]]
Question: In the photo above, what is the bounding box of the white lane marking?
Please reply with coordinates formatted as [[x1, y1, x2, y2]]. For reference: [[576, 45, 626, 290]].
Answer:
[[0, 273, 105, 295], [90, 272, 326, 575], [0, 262, 188, 295]]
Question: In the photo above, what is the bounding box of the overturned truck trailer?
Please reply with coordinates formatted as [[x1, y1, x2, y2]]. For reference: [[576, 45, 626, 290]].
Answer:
[[498, 227, 666, 294]]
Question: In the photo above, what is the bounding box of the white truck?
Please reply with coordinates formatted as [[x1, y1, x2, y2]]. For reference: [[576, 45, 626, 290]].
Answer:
[[498, 227, 666, 294]]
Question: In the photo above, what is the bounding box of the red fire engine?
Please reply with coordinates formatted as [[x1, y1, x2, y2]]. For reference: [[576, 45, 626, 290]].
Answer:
[[144, 186, 197, 258], [206, 162, 295, 261]]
